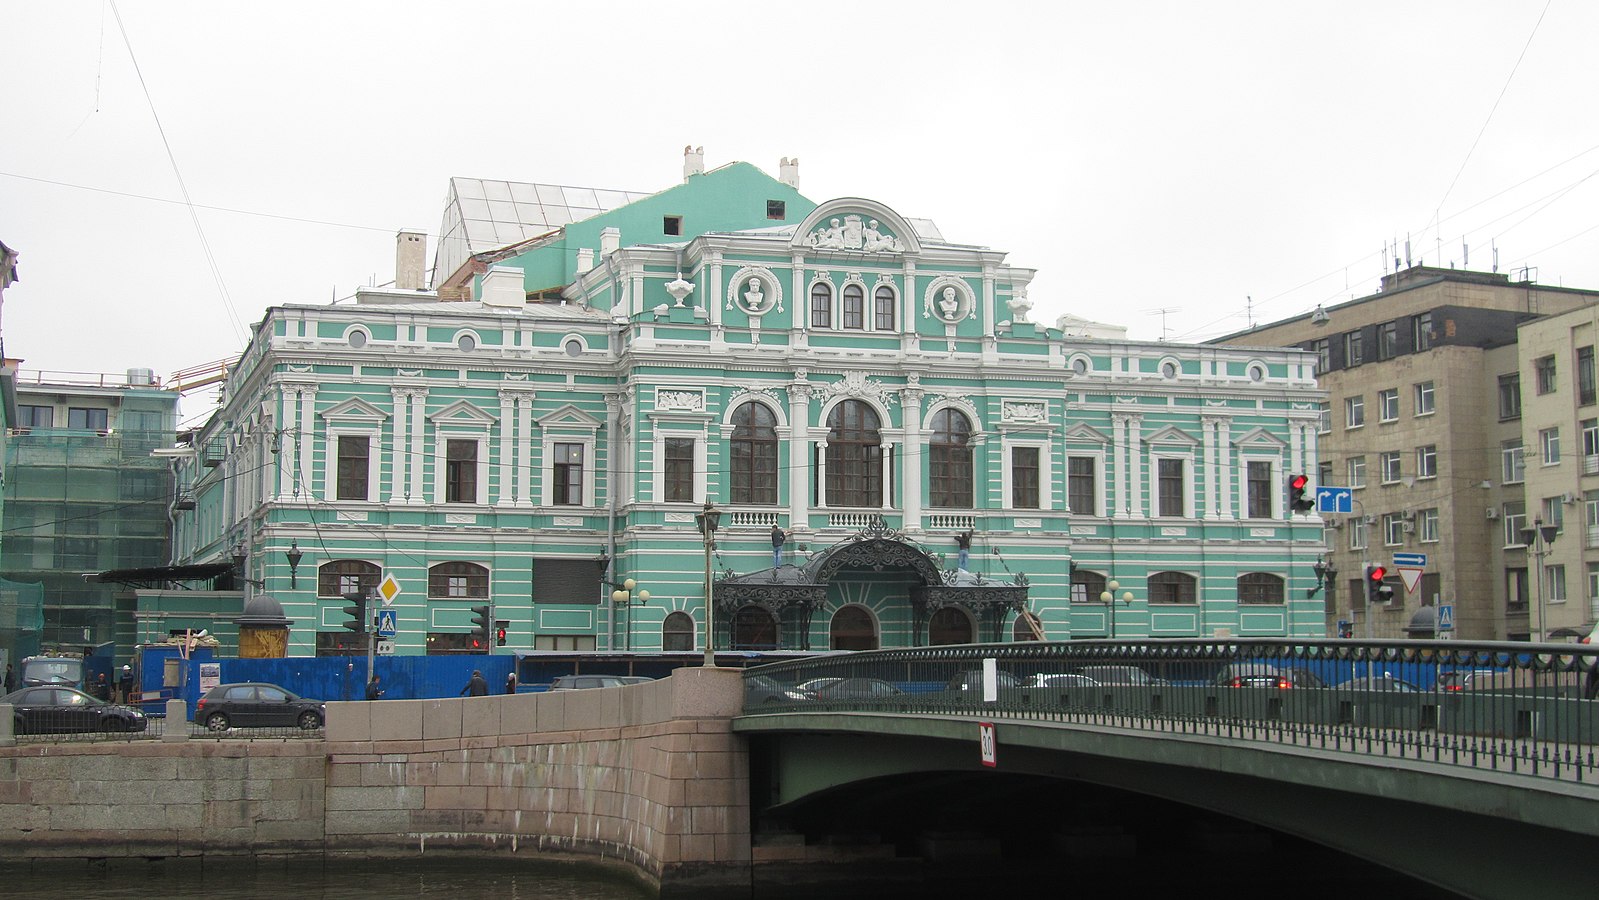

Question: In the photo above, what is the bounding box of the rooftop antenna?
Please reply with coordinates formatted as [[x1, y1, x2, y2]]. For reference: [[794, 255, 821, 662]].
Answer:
[[1463, 238, 1469, 269], [1144, 307, 1181, 340], [1492, 241, 1499, 274]]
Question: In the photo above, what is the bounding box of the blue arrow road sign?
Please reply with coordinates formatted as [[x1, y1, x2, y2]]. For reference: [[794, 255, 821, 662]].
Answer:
[[1316, 486, 1353, 514], [1393, 553, 1427, 567], [375, 608, 398, 638]]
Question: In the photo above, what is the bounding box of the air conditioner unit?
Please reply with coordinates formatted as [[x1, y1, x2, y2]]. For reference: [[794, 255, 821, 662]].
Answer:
[[1401, 509, 1416, 520], [1325, 519, 1343, 530], [1562, 492, 1578, 504], [1486, 507, 1500, 520], [1362, 515, 1377, 525], [1401, 522, 1415, 533]]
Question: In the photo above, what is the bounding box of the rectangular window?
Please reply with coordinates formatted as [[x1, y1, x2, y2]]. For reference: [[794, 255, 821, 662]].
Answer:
[[445, 439, 477, 503], [1414, 381, 1435, 416], [1246, 460, 1272, 519], [336, 435, 370, 501], [1584, 419, 1599, 475], [1348, 516, 1368, 550], [1418, 508, 1440, 543], [1536, 355, 1557, 395], [1506, 567, 1529, 610], [1011, 447, 1040, 509], [1068, 457, 1096, 515], [1546, 564, 1567, 603], [1413, 312, 1433, 351], [1316, 402, 1331, 433], [1585, 490, 1599, 550], [842, 287, 864, 329], [17, 405, 52, 429], [662, 215, 683, 236], [1317, 460, 1333, 491], [1347, 456, 1366, 489], [1504, 501, 1527, 547], [1377, 389, 1399, 422], [1541, 496, 1565, 533], [663, 437, 695, 503], [554, 443, 584, 506], [67, 407, 109, 431], [874, 289, 895, 331], [1344, 330, 1364, 366], [1498, 372, 1521, 419], [1416, 444, 1437, 479], [1379, 451, 1401, 484], [1540, 427, 1561, 465], [1378, 321, 1399, 359], [1502, 441, 1525, 484], [1383, 513, 1405, 546], [1345, 396, 1365, 428], [766, 200, 786, 220], [1589, 563, 1599, 612], [1157, 458, 1184, 517], [1310, 338, 1330, 374], [1580, 346, 1596, 406]]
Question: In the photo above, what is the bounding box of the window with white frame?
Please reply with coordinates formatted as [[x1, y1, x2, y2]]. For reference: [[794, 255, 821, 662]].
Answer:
[[1379, 451, 1401, 484], [1317, 402, 1331, 433], [553, 441, 586, 506], [1009, 444, 1041, 509], [1068, 455, 1098, 515], [1347, 456, 1366, 489], [1504, 501, 1527, 547], [1156, 457, 1186, 517], [1348, 516, 1368, 550], [1416, 445, 1437, 479], [1383, 513, 1405, 546], [874, 285, 896, 330], [334, 433, 375, 501], [1246, 460, 1273, 518], [1502, 441, 1525, 484], [1540, 427, 1561, 465], [445, 439, 480, 504], [662, 436, 697, 503], [1584, 419, 1599, 475], [1414, 381, 1435, 416], [1546, 564, 1567, 603], [1345, 396, 1365, 428], [1541, 496, 1565, 533], [1418, 508, 1439, 543], [1536, 355, 1557, 395], [1378, 388, 1399, 422]]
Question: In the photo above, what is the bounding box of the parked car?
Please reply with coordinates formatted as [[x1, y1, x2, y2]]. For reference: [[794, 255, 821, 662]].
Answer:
[[3, 686, 148, 734], [745, 675, 815, 704], [1024, 673, 1099, 689], [796, 677, 845, 694], [196, 682, 325, 731], [1339, 675, 1420, 692], [1215, 663, 1325, 689], [1435, 669, 1504, 692], [1075, 665, 1165, 686], [810, 677, 903, 699], [947, 669, 1022, 692], [548, 675, 647, 690]]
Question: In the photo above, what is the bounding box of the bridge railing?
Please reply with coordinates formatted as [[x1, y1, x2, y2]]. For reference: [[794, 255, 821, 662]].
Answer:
[[742, 638, 1599, 783]]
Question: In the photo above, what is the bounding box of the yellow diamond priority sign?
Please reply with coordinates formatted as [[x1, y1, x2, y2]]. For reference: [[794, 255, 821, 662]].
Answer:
[[378, 573, 402, 606]]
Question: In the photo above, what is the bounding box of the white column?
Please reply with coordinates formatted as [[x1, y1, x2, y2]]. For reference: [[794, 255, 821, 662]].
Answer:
[[1111, 414, 1129, 518], [900, 385, 924, 529], [816, 440, 829, 509], [882, 440, 896, 510], [297, 389, 316, 499], [496, 392, 514, 506], [410, 391, 427, 503], [1202, 416, 1220, 519], [788, 382, 811, 526], [1218, 419, 1236, 520], [517, 395, 536, 508]]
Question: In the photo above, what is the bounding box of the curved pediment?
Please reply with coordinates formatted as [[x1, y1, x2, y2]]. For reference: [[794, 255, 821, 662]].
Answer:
[[790, 198, 923, 255]]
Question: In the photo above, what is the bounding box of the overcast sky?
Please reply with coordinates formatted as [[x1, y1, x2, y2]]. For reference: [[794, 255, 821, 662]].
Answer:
[[4, 1, 1597, 427]]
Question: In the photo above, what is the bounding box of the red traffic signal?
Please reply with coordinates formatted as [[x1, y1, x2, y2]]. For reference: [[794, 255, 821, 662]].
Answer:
[[1290, 474, 1310, 492], [496, 627, 508, 647], [1289, 474, 1316, 512], [1368, 565, 1387, 582]]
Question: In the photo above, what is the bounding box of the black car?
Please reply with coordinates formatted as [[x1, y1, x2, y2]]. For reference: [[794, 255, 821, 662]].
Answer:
[[3, 686, 148, 734], [196, 682, 325, 731]]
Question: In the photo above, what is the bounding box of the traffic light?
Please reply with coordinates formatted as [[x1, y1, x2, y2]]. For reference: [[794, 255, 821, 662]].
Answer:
[[469, 604, 493, 651], [495, 620, 509, 647], [341, 592, 368, 635], [1289, 474, 1316, 513], [1366, 565, 1393, 604]]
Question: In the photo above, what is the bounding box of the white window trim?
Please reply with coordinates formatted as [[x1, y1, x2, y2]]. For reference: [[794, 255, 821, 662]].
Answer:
[[1002, 438, 1053, 511], [1347, 456, 1367, 490], [543, 434, 598, 508], [1383, 514, 1405, 546], [1546, 564, 1568, 603], [1378, 389, 1400, 423], [1416, 445, 1438, 480], [1345, 397, 1365, 429], [1379, 451, 1402, 485], [652, 430, 707, 505], [1238, 455, 1281, 520], [1348, 517, 1368, 551], [1541, 428, 1562, 466], [1150, 452, 1194, 519], [1065, 448, 1107, 517], [325, 427, 381, 503], [434, 433, 489, 505], [1418, 509, 1440, 543], [1414, 382, 1436, 417]]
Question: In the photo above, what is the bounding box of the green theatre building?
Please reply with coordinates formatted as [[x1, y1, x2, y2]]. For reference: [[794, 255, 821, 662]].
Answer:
[[161, 153, 1326, 657]]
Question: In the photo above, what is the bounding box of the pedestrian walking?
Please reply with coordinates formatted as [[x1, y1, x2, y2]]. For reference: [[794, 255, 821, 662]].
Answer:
[[505, 671, 518, 694], [461, 669, 489, 697], [365, 674, 384, 700]]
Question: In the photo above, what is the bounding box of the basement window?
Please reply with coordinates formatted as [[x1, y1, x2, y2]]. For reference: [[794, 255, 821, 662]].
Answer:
[[663, 215, 683, 236], [766, 200, 786, 220]]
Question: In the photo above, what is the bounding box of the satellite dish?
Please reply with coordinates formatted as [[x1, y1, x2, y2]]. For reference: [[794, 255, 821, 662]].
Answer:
[[1310, 305, 1330, 325]]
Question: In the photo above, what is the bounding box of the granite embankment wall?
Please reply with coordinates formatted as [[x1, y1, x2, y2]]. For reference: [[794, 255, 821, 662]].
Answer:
[[0, 667, 751, 894]]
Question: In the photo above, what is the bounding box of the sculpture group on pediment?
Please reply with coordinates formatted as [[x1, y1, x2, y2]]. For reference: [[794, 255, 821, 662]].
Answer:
[[806, 214, 903, 253]]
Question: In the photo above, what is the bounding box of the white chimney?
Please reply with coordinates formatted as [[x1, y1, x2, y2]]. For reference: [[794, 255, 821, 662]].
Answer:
[[683, 145, 704, 181], [780, 157, 799, 188], [480, 265, 525, 308], [600, 227, 621, 257], [395, 229, 427, 290], [576, 248, 595, 273]]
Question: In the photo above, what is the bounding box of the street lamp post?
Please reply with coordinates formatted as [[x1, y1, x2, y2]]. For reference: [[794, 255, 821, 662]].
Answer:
[[694, 501, 723, 666], [286, 540, 303, 590], [1100, 579, 1134, 638], [1522, 517, 1560, 641], [607, 578, 651, 651]]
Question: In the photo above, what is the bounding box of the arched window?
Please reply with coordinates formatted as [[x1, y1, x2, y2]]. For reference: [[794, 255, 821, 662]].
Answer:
[[874, 285, 895, 330], [1149, 571, 1198, 604], [1012, 612, 1043, 642], [826, 400, 882, 508], [317, 559, 380, 598], [829, 605, 878, 651], [810, 282, 832, 328], [1070, 569, 1108, 603], [428, 562, 489, 599], [928, 607, 973, 645], [732, 605, 779, 650], [731, 403, 778, 505], [662, 611, 695, 651], [929, 409, 973, 508], [1237, 572, 1285, 604], [842, 284, 865, 329]]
